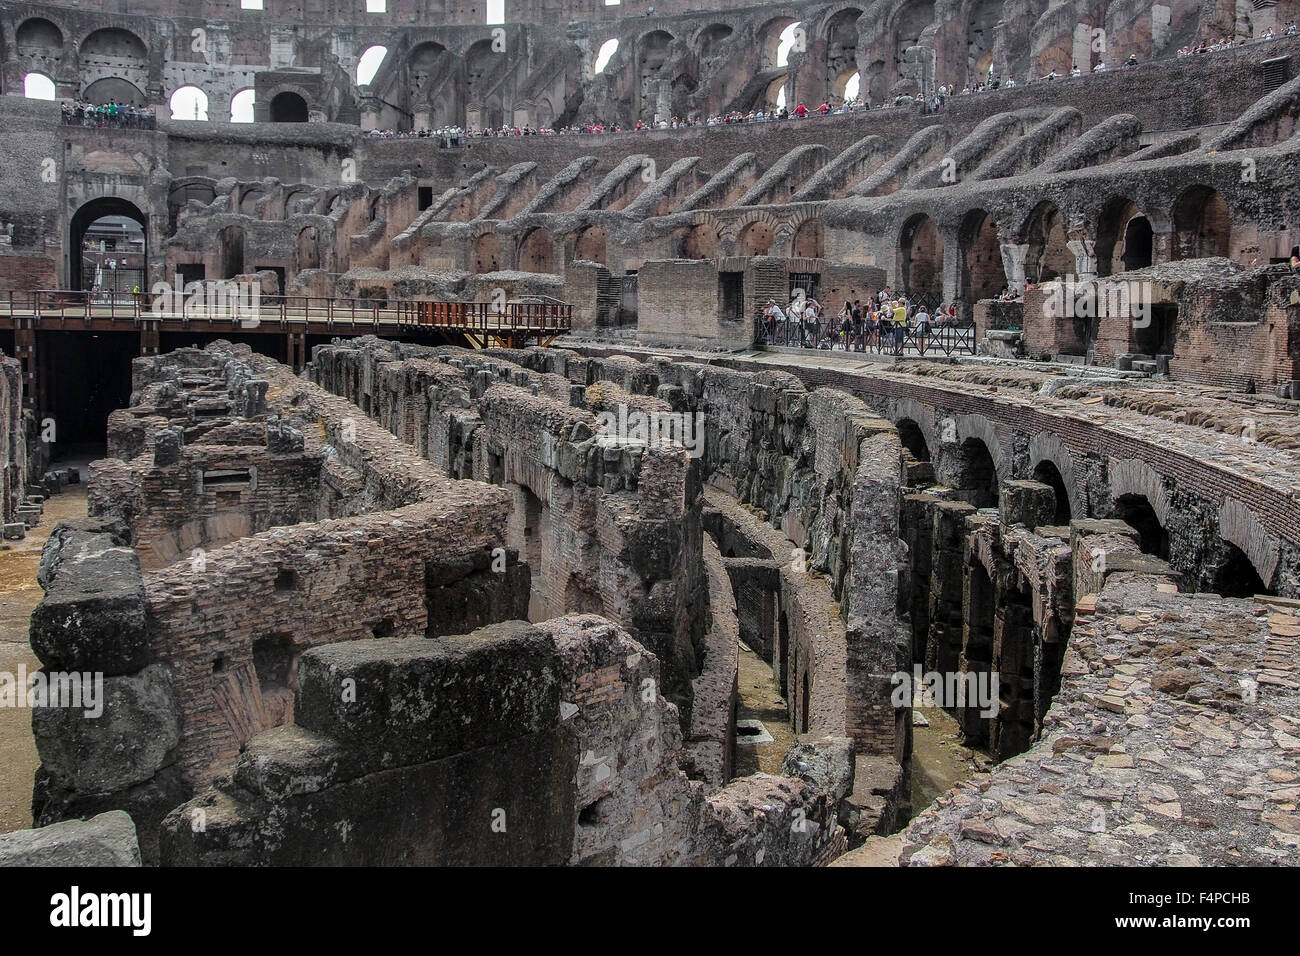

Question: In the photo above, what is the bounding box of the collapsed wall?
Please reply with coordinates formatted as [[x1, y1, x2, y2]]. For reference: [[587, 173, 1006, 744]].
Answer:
[[28, 343, 529, 861], [160, 615, 852, 867]]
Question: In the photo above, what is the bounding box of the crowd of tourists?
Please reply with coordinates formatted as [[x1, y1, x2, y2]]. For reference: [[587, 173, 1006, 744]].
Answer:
[[60, 100, 156, 129], [760, 289, 965, 354], [1179, 23, 1297, 55]]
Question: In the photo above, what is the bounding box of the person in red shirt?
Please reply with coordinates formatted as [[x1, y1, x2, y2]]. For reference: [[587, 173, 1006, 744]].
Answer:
[[795, 103, 808, 118], [818, 102, 830, 115]]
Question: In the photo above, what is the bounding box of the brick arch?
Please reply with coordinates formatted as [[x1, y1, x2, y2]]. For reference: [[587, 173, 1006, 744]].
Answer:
[[517, 227, 555, 274], [1028, 431, 1086, 521], [735, 214, 781, 256], [954, 413, 1010, 484], [1218, 497, 1281, 589], [888, 398, 940, 461], [1106, 457, 1171, 526]]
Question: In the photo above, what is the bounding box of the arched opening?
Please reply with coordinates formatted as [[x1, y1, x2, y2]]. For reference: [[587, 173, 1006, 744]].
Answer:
[[465, 39, 503, 129], [839, 71, 861, 103], [897, 418, 932, 462], [1115, 494, 1170, 560], [169, 86, 209, 121], [70, 197, 147, 293], [230, 88, 256, 123], [765, 75, 790, 111], [737, 220, 775, 257], [791, 218, 824, 259], [758, 18, 800, 71], [82, 77, 145, 106], [901, 213, 943, 304], [473, 233, 501, 273], [593, 38, 620, 75], [240, 187, 266, 218], [356, 45, 388, 86], [1206, 543, 1270, 598], [824, 8, 863, 97], [518, 228, 554, 273], [680, 223, 719, 260], [893, 2, 936, 81], [960, 209, 1003, 314], [408, 42, 453, 127], [1172, 186, 1232, 260], [81, 27, 148, 64], [23, 72, 56, 100], [1095, 197, 1153, 276], [269, 91, 309, 123], [696, 24, 733, 61], [297, 226, 320, 271], [17, 18, 63, 57], [963, 0, 1000, 88], [219, 224, 246, 279], [954, 436, 999, 508], [1032, 460, 1072, 525], [574, 225, 608, 266], [638, 30, 674, 120], [1023, 201, 1072, 284]]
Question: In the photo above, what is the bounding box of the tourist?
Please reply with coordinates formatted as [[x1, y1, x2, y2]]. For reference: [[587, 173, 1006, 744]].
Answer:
[[1290, 245, 1300, 273], [914, 305, 931, 353]]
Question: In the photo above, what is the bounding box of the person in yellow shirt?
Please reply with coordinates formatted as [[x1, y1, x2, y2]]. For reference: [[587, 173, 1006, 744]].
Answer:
[[892, 300, 907, 354]]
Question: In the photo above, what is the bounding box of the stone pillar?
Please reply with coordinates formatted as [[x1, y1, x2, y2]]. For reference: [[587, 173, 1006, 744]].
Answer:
[[999, 241, 1028, 292], [1067, 237, 1097, 280]]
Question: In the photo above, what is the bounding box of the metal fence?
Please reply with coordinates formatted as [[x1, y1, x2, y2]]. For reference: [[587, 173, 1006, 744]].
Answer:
[[756, 312, 976, 357]]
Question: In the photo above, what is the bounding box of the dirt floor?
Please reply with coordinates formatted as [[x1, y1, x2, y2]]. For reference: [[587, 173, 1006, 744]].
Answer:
[[733, 641, 793, 777], [909, 705, 993, 812], [0, 481, 88, 835]]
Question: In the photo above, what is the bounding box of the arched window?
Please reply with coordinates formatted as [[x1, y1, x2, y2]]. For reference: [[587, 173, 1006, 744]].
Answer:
[[843, 72, 861, 101], [170, 86, 209, 121], [24, 72, 56, 100], [777, 23, 803, 67], [230, 89, 255, 123], [356, 45, 388, 86], [593, 39, 619, 75]]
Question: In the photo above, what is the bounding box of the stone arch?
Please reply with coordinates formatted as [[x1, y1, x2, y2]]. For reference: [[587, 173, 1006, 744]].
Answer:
[[1107, 457, 1171, 528], [822, 7, 863, 97], [959, 208, 1003, 312], [1218, 497, 1281, 591], [518, 227, 555, 273], [680, 222, 720, 260], [1029, 431, 1086, 521], [465, 39, 503, 128], [298, 226, 320, 271], [890, 398, 940, 460], [574, 225, 608, 265], [896, 418, 932, 463], [80, 27, 148, 62], [695, 23, 734, 60], [737, 217, 777, 257], [82, 77, 145, 105], [757, 17, 800, 71], [23, 72, 56, 100], [953, 414, 1008, 508], [17, 18, 64, 57], [1021, 200, 1072, 284], [472, 232, 501, 273], [890, 1, 937, 80], [1171, 185, 1232, 260], [900, 212, 943, 302], [169, 86, 209, 121], [1095, 196, 1153, 276], [70, 196, 148, 291], [269, 91, 309, 123], [230, 88, 256, 123], [791, 217, 825, 258]]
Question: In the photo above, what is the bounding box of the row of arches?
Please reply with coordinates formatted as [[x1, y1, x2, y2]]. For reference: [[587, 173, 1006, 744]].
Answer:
[[895, 411, 1274, 597], [896, 186, 1232, 306], [23, 70, 309, 124]]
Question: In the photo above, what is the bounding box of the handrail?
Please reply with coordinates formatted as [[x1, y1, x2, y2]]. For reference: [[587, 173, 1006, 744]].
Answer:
[[2, 290, 572, 334]]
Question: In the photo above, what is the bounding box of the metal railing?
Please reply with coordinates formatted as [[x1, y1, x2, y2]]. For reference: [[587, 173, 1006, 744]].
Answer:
[[0, 290, 572, 334], [756, 312, 977, 357]]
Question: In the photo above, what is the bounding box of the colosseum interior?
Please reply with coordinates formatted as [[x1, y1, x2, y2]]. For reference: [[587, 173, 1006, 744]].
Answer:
[[0, 0, 1296, 878]]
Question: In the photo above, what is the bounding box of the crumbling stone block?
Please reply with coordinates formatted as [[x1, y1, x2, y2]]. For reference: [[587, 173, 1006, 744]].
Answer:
[[0, 811, 141, 867]]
